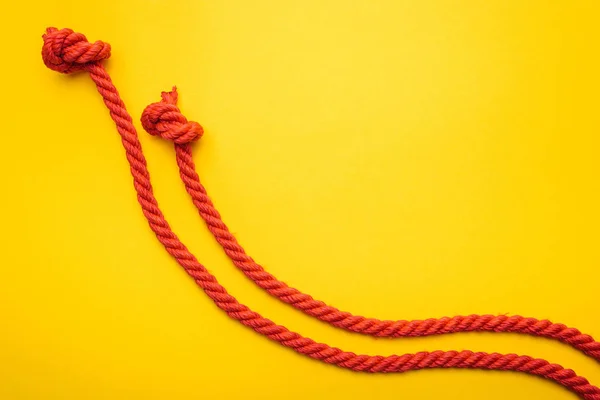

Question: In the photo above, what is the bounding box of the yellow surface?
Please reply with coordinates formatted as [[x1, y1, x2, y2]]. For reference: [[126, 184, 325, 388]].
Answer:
[[1, 1, 599, 399]]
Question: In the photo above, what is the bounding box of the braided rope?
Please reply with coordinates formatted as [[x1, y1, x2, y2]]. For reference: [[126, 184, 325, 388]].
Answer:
[[141, 87, 600, 363], [42, 27, 600, 399]]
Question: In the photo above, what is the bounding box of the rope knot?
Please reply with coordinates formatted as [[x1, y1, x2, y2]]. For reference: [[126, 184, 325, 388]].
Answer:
[[141, 87, 204, 144], [42, 27, 111, 74]]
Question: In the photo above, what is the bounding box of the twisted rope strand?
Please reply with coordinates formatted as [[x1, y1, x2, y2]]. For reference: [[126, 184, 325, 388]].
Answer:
[[141, 87, 600, 362], [42, 27, 600, 399]]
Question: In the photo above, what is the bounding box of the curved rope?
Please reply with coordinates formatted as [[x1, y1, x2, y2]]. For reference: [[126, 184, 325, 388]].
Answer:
[[42, 27, 600, 399], [141, 86, 600, 362]]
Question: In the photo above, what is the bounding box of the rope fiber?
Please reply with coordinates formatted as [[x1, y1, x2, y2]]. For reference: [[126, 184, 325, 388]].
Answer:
[[42, 27, 600, 399]]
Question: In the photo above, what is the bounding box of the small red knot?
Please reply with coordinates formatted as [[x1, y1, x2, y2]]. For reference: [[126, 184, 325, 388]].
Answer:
[[141, 87, 204, 144], [42, 27, 111, 74]]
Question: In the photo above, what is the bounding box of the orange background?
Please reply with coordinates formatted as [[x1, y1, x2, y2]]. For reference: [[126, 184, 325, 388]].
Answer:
[[1, 1, 599, 399]]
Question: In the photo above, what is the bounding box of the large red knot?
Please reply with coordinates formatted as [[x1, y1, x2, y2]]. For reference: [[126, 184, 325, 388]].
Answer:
[[42, 28, 111, 74], [141, 87, 204, 144]]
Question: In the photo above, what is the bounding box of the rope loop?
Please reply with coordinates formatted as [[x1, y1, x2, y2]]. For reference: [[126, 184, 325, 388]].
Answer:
[[42, 27, 111, 74], [141, 87, 204, 144]]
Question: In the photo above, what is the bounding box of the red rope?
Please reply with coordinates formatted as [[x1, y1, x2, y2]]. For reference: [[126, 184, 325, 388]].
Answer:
[[141, 80, 600, 365], [42, 27, 600, 399]]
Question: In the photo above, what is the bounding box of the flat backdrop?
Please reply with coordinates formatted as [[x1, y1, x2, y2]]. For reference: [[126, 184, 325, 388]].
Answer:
[[1, 1, 599, 399]]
